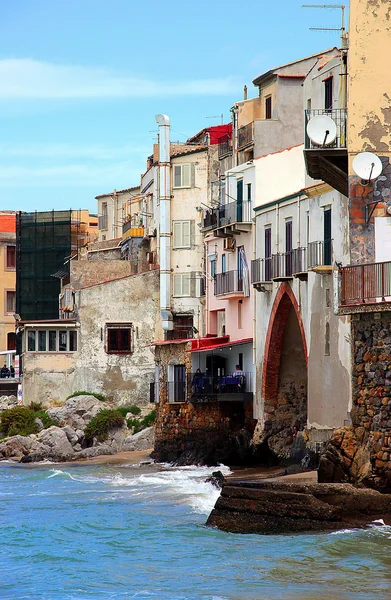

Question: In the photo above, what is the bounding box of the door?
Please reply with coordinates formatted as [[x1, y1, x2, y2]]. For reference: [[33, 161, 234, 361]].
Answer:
[[324, 208, 332, 265], [236, 179, 243, 222], [265, 227, 271, 280], [174, 365, 186, 402], [285, 220, 293, 276]]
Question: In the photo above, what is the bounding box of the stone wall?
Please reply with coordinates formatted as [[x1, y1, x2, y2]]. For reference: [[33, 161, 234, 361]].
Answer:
[[153, 341, 255, 465], [319, 311, 391, 491]]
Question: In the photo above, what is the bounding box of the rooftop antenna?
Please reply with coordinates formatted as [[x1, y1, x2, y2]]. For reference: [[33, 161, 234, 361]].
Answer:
[[206, 114, 224, 125], [302, 4, 346, 46]]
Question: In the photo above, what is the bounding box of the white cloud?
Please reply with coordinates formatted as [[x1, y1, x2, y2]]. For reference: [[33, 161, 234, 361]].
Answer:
[[0, 59, 237, 99]]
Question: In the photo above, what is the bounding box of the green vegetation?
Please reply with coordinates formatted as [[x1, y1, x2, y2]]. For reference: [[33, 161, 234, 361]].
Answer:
[[127, 409, 156, 435], [116, 405, 141, 418], [66, 391, 106, 402], [84, 409, 124, 444], [0, 405, 58, 439]]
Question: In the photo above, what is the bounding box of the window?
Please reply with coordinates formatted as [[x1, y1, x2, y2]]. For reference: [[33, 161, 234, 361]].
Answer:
[[99, 202, 108, 230], [173, 220, 193, 249], [221, 254, 226, 274], [173, 163, 192, 188], [25, 329, 78, 352], [265, 227, 272, 280], [265, 96, 272, 119], [324, 207, 332, 265], [285, 220, 293, 276], [7, 332, 15, 351], [6, 246, 16, 269], [210, 259, 216, 278], [6, 291, 15, 313], [238, 300, 242, 329], [324, 77, 333, 111], [247, 183, 252, 202], [106, 323, 133, 354], [173, 274, 191, 297]]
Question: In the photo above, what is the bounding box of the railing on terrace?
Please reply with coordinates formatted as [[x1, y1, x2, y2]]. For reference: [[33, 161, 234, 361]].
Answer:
[[202, 208, 218, 230], [238, 122, 254, 149], [252, 249, 307, 283], [202, 201, 252, 229], [305, 108, 347, 150], [308, 240, 333, 268], [166, 372, 253, 402], [218, 134, 232, 159], [214, 270, 243, 296], [341, 261, 391, 306]]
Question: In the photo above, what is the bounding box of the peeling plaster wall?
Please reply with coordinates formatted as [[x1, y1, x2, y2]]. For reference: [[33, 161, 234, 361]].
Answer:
[[70, 260, 133, 291]]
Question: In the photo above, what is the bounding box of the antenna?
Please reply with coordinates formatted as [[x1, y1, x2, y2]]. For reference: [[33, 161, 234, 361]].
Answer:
[[306, 114, 337, 146], [352, 152, 384, 225], [302, 4, 346, 45], [206, 114, 224, 125]]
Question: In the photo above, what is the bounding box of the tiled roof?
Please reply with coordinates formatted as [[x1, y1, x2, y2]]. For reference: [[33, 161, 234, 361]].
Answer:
[[0, 214, 16, 233], [95, 186, 140, 199], [170, 146, 207, 158]]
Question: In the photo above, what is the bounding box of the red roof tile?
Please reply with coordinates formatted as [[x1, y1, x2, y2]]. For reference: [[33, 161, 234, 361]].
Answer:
[[0, 214, 16, 233]]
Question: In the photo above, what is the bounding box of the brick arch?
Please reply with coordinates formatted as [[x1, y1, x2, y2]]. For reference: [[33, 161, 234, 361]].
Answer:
[[262, 282, 308, 403]]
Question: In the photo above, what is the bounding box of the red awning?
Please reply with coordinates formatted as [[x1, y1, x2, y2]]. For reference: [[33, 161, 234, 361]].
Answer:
[[188, 337, 252, 353]]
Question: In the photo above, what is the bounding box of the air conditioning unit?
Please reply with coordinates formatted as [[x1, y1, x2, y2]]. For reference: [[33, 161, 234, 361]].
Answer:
[[224, 237, 236, 252]]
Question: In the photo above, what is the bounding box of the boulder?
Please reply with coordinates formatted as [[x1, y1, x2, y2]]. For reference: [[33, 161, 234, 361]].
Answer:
[[36, 426, 75, 461], [0, 434, 40, 459], [0, 395, 18, 411], [206, 480, 391, 534], [318, 426, 372, 486], [47, 395, 109, 430], [122, 426, 154, 452]]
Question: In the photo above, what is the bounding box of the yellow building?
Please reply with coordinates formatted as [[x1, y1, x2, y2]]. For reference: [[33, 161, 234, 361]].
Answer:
[[0, 211, 16, 356]]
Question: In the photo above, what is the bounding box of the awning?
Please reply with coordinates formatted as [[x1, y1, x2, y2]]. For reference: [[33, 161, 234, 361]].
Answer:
[[188, 337, 252, 353]]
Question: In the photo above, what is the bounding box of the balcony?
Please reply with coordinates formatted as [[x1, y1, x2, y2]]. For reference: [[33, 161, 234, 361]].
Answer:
[[304, 108, 348, 197], [238, 122, 254, 150], [340, 261, 391, 312], [202, 200, 252, 234], [122, 221, 145, 241], [218, 134, 232, 159], [166, 372, 253, 403], [251, 243, 331, 290], [214, 270, 243, 298]]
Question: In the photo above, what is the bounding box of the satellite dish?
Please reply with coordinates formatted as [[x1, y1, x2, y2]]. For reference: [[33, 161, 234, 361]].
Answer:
[[306, 115, 337, 146], [352, 152, 383, 181]]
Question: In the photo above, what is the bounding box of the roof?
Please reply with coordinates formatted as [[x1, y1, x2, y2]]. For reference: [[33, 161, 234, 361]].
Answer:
[[170, 146, 207, 159], [189, 337, 253, 353], [95, 186, 140, 199], [252, 47, 338, 86], [0, 214, 16, 233], [253, 142, 303, 162], [277, 74, 306, 79]]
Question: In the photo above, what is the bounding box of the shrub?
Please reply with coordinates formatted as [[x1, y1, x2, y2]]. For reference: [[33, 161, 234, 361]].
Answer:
[[126, 417, 142, 434], [66, 391, 106, 402], [141, 409, 156, 428], [29, 402, 43, 412], [0, 407, 39, 438], [117, 405, 141, 418], [126, 409, 156, 434], [34, 410, 56, 429], [84, 409, 124, 444]]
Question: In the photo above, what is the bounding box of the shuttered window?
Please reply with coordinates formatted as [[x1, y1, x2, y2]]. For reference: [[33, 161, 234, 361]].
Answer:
[[173, 274, 191, 297], [173, 163, 193, 188], [172, 220, 193, 248]]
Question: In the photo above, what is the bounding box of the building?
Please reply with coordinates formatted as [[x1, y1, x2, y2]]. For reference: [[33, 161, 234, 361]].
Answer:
[[0, 211, 16, 367], [96, 187, 140, 242]]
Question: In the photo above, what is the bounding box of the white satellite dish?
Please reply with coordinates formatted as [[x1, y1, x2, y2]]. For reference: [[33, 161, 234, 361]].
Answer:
[[352, 152, 383, 181], [306, 115, 337, 146]]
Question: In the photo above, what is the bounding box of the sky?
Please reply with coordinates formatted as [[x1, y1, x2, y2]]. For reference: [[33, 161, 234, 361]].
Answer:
[[0, 0, 345, 214]]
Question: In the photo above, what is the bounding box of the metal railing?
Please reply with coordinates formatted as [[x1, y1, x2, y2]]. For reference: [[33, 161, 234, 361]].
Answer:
[[166, 372, 253, 402], [218, 134, 232, 159], [341, 261, 391, 305], [305, 108, 347, 150], [251, 257, 273, 283], [202, 201, 252, 230], [252, 249, 307, 283], [238, 122, 254, 149], [214, 270, 243, 296], [308, 240, 333, 268]]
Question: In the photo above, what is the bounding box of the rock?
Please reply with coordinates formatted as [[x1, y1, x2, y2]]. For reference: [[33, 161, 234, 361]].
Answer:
[[0, 435, 40, 459], [105, 425, 129, 452], [206, 480, 391, 534], [205, 470, 226, 489], [122, 426, 154, 452], [75, 445, 115, 459], [0, 395, 18, 411], [34, 418, 44, 432], [62, 425, 80, 447], [47, 395, 110, 430], [318, 426, 372, 487], [36, 426, 75, 461]]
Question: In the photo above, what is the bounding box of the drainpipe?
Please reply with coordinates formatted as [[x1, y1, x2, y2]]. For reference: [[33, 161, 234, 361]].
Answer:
[[155, 114, 173, 331]]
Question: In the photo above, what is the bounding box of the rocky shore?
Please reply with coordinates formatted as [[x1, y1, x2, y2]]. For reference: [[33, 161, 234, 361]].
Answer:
[[0, 394, 154, 463], [206, 478, 391, 534]]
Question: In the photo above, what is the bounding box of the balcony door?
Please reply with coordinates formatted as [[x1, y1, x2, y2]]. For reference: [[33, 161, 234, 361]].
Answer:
[[324, 208, 332, 265], [265, 227, 271, 281], [285, 220, 293, 276], [236, 179, 243, 222], [174, 365, 186, 402]]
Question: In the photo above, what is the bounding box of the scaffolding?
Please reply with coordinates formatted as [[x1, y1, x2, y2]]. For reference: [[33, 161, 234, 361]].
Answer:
[[16, 210, 72, 321]]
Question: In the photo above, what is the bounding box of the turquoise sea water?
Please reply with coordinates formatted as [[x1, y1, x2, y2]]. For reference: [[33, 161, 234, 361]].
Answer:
[[1, 462, 391, 600]]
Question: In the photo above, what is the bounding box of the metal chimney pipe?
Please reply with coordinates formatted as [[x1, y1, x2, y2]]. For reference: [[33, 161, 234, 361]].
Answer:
[[155, 114, 173, 331]]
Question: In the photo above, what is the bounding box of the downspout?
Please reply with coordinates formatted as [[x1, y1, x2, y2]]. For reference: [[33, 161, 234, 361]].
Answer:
[[155, 114, 173, 331]]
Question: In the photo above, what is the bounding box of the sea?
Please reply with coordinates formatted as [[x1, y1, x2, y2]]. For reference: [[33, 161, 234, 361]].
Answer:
[[0, 461, 391, 600]]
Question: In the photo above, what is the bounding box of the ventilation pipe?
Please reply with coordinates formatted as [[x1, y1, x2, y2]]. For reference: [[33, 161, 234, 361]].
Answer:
[[155, 114, 173, 331]]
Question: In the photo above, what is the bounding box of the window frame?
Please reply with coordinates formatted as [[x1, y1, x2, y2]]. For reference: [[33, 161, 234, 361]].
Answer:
[[5, 245, 16, 270], [172, 220, 192, 249], [172, 163, 192, 189], [173, 273, 191, 297], [5, 289, 16, 314], [105, 323, 133, 354], [265, 95, 272, 120], [25, 328, 78, 353]]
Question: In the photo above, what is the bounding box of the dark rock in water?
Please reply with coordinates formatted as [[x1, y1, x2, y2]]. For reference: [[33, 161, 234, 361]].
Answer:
[[205, 470, 226, 489], [206, 480, 391, 534]]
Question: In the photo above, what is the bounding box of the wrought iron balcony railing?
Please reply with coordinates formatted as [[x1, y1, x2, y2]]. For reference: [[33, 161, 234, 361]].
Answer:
[[214, 270, 243, 296], [304, 108, 347, 150], [238, 122, 254, 149], [166, 372, 253, 402], [341, 261, 391, 306], [218, 134, 232, 159]]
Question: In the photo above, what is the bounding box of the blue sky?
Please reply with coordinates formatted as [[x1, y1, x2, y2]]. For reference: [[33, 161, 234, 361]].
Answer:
[[0, 0, 345, 214]]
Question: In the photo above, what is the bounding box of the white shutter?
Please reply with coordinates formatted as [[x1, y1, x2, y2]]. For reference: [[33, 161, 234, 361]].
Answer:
[[173, 274, 182, 296], [173, 222, 182, 248], [174, 165, 182, 188], [182, 221, 191, 247], [182, 164, 191, 187], [182, 273, 190, 296]]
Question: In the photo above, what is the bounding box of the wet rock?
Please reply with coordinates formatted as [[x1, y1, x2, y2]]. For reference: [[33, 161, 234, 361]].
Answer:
[[206, 480, 391, 534], [205, 470, 226, 489]]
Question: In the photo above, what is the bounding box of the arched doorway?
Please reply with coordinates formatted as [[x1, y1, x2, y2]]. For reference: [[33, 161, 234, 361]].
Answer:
[[262, 283, 307, 460]]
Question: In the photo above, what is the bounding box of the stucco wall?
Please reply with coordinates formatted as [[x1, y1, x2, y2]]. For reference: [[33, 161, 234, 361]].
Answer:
[[71, 260, 133, 291]]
